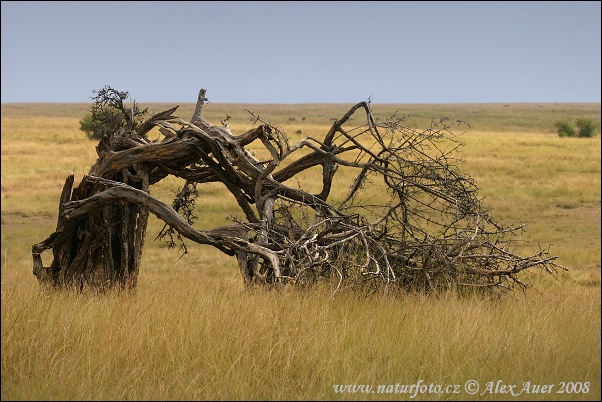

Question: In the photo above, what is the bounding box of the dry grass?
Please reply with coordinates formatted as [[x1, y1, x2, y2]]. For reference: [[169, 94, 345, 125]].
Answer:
[[1, 274, 599, 400], [1, 102, 600, 400]]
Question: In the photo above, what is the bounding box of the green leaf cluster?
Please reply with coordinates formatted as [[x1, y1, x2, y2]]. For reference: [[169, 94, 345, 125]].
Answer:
[[78, 85, 147, 140]]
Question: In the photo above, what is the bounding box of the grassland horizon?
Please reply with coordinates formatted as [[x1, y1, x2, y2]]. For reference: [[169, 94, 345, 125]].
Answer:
[[1, 102, 600, 400]]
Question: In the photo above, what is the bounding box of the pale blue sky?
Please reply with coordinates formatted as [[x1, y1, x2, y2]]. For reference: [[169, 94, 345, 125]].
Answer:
[[2, 1, 600, 104]]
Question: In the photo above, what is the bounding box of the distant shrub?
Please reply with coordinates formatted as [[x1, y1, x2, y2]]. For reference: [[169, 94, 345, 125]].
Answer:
[[575, 118, 599, 138], [554, 118, 600, 138], [554, 120, 576, 137]]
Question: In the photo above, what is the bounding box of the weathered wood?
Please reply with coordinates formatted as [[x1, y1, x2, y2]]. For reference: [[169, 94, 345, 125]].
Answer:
[[32, 86, 564, 293]]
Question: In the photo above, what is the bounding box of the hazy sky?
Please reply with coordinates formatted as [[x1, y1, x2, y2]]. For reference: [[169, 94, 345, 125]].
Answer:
[[2, 1, 601, 104]]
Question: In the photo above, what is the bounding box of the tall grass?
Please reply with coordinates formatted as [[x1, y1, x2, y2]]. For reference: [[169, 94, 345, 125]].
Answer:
[[1, 102, 600, 400], [2, 276, 599, 400]]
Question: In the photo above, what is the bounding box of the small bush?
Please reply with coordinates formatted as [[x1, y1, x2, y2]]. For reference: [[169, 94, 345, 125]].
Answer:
[[554, 120, 576, 137], [80, 113, 104, 140], [575, 118, 599, 138], [79, 108, 125, 140], [79, 86, 147, 140]]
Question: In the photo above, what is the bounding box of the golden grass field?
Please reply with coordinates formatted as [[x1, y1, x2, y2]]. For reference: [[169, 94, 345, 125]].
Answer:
[[1, 101, 600, 400]]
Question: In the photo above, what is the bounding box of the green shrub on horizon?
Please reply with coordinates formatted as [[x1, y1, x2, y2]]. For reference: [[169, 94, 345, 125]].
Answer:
[[554, 120, 577, 137], [576, 118, 600, 138], [555, 118, 600, 138]]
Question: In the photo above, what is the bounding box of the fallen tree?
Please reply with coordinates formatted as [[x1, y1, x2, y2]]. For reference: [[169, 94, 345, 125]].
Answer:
[[32, 86, 565, 293]]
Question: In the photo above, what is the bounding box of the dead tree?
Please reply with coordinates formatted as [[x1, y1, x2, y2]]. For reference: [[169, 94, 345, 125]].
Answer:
[[32, 86, 565, 293]]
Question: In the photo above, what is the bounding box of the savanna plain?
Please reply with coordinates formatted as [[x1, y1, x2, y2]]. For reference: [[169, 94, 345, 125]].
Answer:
[[1, 101, 600, 400]]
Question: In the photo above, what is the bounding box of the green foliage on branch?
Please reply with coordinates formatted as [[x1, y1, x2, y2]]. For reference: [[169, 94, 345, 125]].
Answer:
[[79, 85, 148, 140]]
